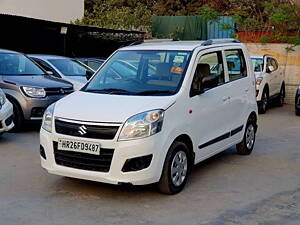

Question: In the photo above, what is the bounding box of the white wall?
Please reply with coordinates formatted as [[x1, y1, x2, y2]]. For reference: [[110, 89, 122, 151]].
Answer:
[[0, 0, 84, 23]]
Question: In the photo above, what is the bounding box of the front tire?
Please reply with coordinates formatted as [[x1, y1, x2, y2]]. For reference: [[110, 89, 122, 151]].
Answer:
[[276, 84, 285, 107], [236, 119, 256, 155], [10, 100, 24, 132], [258, 89, 268, 114], [158, 141, 191, 194]]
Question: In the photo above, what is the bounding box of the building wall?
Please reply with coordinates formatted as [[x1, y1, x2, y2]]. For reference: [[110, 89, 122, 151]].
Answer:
[[0, 0, 84, 23], [246, 43, 300, 104]]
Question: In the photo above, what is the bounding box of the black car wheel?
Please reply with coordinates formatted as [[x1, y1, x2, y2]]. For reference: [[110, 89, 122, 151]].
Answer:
[[10, 100, 24, 132], [276, 84, 285, 107], [158, 141, 192, 194], [258, 89, 268, 114]]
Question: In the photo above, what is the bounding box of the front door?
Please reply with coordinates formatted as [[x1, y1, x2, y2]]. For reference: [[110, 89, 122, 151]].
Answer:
[[187, 49, 233, 162]]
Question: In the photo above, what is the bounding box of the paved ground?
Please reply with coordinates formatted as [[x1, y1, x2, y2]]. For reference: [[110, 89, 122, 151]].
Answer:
[[0, 105, 299, 225]]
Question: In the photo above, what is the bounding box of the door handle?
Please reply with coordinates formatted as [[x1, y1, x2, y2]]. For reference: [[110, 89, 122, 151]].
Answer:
[[245, 89, 249, 93]]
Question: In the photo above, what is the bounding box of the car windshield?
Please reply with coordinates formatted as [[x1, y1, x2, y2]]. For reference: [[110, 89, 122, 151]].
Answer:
[[49, 59, 92, 76], [0, 53, 45, 76], [83, 50, 192, 96], [251, 58, 264, 72]]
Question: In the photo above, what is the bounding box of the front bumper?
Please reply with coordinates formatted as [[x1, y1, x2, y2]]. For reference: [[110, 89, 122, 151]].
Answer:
[[0, 101, 14, 133], [40, 128, 166, 185], [22, 95, 68, 121]]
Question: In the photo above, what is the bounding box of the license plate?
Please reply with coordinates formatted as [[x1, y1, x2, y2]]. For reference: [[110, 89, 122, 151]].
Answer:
[[57, 139, 101, 155]]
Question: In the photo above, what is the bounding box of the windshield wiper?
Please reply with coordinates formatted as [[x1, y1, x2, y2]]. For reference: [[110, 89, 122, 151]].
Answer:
[[85, 88, 135, 95], [135, 90, 175, 96]]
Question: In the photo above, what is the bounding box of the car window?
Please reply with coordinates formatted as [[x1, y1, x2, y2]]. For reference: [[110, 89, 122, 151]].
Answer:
[[84, 50, 192, 96], [48, 59, 92, 76], [266, 58, 278, 72], [88, 61, 103, 70], [251, 58, 264, 72], [0, 53, 45, 76], [225, 49, 247, 81], [32, 58, 61, 78], [191, 51, 225, 91]]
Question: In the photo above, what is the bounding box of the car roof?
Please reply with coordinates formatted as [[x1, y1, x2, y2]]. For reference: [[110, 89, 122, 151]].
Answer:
[[120, 39, 243, 51], [28, 54, 69, 60], [251, 54, 273, 59], [0, 49, 22, 54]]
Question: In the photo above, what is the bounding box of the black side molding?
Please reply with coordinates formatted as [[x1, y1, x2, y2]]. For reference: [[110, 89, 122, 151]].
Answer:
[[198, 125, 244, 149]]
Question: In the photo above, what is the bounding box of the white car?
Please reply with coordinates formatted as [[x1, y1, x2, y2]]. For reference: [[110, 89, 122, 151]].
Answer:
[[29, 55, 94, 90], [0, 88, 14, 135], [251, 55, 285, 114], [40, 39, 258, 194]]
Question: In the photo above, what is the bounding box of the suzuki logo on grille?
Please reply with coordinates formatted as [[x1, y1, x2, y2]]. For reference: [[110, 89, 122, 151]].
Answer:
[[78, 125, 87, 135]]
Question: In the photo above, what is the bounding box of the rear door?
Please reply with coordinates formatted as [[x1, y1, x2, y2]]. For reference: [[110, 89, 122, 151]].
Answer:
[[223, 47, 251, 142]]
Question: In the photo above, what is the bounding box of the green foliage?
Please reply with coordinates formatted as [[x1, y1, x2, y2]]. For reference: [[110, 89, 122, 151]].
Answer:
[[198, 5, 220, 22], [76, 0, 153, 32]]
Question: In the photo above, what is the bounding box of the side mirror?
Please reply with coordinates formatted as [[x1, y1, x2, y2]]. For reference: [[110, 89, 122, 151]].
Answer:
[[86, 70, 94, 80], [267, 65, 275, 73]]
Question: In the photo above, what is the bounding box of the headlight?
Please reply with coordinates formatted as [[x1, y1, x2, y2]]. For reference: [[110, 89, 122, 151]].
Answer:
[[22, 86, 46, 98], [0, 90, 6, 105], [42, 103, 55, 133], [118, 109, 164, 141], [256, 77, 263, 85]]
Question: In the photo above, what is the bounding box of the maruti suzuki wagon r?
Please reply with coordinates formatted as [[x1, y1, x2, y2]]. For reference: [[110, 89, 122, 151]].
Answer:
[[40, 39, 258, 194]]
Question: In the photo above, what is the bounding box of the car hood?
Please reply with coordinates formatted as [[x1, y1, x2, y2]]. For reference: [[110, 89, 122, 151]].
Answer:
[[63, 76, 87, 90], [2, 75, 72, 88], [54, 91, 176, 123]]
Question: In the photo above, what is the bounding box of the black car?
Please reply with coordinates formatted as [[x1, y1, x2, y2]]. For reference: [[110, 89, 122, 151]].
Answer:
[[75, 58, 105, 71], [296, 86, 300, 116]]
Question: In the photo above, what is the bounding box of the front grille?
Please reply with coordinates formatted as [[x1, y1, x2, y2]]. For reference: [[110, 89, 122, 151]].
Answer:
[[55, 119, 119, 140], [53, 142, 114, 172], [45, 87, 73, 96]]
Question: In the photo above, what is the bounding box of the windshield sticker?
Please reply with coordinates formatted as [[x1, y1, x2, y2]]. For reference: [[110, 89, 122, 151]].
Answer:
[[171, 66, 184, 74], [173, 56, 185, 63]]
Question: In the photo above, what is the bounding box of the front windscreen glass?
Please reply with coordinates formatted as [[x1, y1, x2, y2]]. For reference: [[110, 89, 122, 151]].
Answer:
[[83, 50, 192, 96], [251, 58, 264, 72], [0, 53, 45, 75], [49, 59, 93, 76]]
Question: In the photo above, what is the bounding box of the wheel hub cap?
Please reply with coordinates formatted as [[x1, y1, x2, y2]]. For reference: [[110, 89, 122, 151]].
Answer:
[[245, 124, 255, 149], [171, 151, 188, 187]]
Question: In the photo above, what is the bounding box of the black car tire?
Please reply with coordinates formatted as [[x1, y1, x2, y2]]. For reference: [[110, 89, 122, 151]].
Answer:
[[276, 84, 285, 107], [236, 118, 256, 155], [158, 141, 192, 195], [258, 89, 268, 114], [10, 100, 24, 132]]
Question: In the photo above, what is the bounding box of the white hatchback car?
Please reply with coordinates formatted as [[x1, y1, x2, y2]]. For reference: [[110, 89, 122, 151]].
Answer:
[[40, 39, 258, 194], [0, 88, 14, 135], [251, 55, 285, 114]]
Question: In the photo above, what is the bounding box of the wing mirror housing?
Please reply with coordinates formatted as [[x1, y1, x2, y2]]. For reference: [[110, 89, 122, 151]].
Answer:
[[86, 70, 94, 80]]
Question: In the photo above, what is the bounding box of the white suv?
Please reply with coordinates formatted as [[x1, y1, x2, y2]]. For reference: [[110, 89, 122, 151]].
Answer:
[[40, 39, 258, 194], [251, 55, 285, 114]]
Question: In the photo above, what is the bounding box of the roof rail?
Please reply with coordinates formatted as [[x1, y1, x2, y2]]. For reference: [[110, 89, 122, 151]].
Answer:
[[129, 39, 179, 46], [201, 39, 240, 46]]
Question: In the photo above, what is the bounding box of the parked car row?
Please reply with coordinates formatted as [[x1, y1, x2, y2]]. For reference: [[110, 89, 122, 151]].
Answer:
[[0, 49, 105, 133], [0, 39, 298, 194]]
